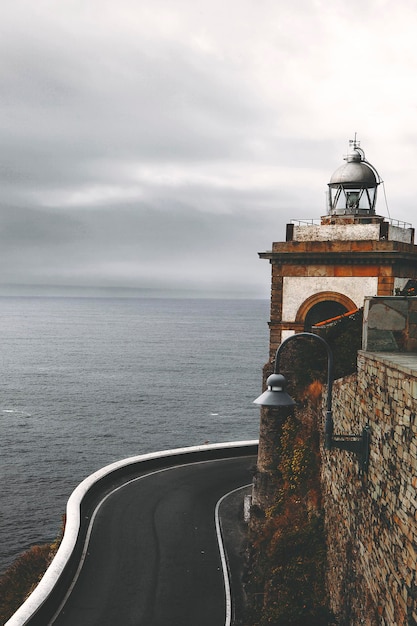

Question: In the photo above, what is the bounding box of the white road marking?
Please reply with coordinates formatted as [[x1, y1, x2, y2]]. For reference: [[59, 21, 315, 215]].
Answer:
[[215, 483, 252, 626], [50, 466, 174, 623], [51, 463, 253, 625], [6, 441, 257, 626]]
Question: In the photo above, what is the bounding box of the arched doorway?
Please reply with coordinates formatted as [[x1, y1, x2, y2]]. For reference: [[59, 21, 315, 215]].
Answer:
[[295, 292, 357, 331], [304, 300, 348, 329]]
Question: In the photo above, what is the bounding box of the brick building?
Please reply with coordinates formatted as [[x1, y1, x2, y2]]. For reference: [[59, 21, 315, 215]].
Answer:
[[260, 139, 417, 356]]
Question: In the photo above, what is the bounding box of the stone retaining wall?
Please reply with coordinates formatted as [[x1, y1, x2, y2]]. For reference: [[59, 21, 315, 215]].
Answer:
[[322, 351, 417, 625]]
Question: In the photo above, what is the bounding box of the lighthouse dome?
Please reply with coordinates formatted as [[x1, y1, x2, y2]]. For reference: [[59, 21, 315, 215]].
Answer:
[[327, 139, 381, 216], [329, 158, 377, 190]]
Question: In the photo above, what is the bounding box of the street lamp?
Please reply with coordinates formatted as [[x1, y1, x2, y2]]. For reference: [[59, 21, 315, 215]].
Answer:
[[254, 332, 370, 473]]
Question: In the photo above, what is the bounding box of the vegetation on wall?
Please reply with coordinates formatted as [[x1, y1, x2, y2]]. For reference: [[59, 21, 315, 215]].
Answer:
[[245, 311, 363, 625], [245, 384, 334, 625], [280, 309, 363, 396], [319, 308, 363, 379]]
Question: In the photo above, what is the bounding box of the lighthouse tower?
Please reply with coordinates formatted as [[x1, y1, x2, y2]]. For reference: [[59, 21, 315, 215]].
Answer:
[[260, 138, 417, 356]]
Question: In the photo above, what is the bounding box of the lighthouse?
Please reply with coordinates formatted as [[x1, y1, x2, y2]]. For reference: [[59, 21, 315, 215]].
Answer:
[[260, 138, 417, 356]]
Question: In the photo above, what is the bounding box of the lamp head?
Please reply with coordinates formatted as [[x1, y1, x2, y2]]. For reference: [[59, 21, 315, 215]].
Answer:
[[253, 373, 296, 408]]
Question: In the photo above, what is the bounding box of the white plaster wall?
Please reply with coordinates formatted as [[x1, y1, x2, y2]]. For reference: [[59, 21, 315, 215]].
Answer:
[[293, 224, 380, 241], [292, 223, 414, 243], [388, 225, 414, 243], [282, 276, 379, 321]]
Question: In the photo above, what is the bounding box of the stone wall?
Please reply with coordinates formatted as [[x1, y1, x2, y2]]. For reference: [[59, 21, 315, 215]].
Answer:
[[322, 350, 417, 625]]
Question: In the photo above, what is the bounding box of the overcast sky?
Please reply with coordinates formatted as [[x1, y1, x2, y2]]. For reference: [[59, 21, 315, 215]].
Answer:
[[2, 0, 417, 298]]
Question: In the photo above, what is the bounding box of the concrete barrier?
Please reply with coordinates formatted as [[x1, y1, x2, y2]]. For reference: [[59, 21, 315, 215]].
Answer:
[[6, 440, 258, 626]]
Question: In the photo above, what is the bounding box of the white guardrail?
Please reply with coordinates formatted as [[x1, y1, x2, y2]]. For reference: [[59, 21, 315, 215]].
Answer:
[[6, 440, 258, 626]]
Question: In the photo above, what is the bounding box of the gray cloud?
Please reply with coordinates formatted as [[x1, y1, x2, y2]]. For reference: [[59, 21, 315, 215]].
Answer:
[[1, 0, 417, 297]]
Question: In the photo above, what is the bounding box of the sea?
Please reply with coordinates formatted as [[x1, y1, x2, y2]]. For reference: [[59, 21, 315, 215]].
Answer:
[[0, 296, 269, 575]]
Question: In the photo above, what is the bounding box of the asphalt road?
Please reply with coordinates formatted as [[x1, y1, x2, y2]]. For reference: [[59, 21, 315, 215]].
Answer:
[[51, 456, 255, 626]]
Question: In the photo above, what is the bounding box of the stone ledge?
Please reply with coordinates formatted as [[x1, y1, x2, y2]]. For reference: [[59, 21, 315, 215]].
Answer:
[[360, 350, 417, 375]]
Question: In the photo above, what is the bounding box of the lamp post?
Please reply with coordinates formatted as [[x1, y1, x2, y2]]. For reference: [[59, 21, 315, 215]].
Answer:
[[254, 332, 370, 473]]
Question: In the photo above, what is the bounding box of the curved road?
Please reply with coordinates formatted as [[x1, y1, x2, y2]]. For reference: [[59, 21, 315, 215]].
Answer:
[[51, 456, 255, 626]]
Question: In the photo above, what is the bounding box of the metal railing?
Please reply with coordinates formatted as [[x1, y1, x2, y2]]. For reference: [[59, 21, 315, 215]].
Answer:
[[290, 217, 412, 229]]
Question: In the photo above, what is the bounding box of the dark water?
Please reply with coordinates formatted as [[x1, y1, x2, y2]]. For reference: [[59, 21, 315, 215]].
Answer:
[[0, 296, 269, 574]]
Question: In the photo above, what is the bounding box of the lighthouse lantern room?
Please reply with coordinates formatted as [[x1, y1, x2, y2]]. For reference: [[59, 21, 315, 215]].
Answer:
[[327, 137, 380, 216]]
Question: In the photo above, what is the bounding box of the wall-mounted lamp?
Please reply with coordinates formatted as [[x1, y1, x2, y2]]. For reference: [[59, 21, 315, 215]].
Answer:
[[253, 332, 370, 473]]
